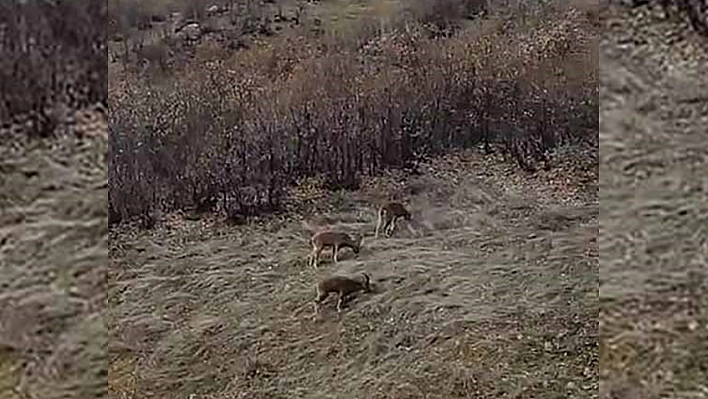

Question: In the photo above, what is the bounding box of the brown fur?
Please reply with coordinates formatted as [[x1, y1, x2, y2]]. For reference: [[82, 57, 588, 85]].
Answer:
[[314, 273, 372, 316], [308, 230, 362, 268], [375, 201, 411, 238]]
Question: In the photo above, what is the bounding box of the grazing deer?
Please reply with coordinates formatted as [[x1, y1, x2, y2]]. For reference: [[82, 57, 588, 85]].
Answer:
[[308, 230, 362, 268], [375, 201, 411, 238], [314, 273, 371, 316]]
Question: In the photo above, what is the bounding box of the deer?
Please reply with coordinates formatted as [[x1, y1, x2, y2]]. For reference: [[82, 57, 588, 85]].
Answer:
[[375, 201, 411, 238], [308, 230, 362, 268], [314, 273, 372, 317]]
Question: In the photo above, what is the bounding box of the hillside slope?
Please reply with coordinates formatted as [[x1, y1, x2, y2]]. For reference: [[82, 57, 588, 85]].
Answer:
[[109, 153, 598, 398], [0, 110, 108, 399], [600, 4, 708, 398]]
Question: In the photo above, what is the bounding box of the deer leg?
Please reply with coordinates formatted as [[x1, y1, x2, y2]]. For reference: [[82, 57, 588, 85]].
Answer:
[[333, 245, 339, 263], [313, 247, 323, 268], [308, 247, 316, 268], [313, 299, 324, 319], [387, 217, 396, 236], [375, 212, 383, 238], [336, 294, 344, 313], [314, 291, 328, 319]]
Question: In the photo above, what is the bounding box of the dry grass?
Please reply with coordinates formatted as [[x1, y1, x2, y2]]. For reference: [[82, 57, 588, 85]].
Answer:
[[600, 3, 708, 398], [0, 110, 108, 398], [0, 347, 22, 399], [106, 1, 598, 397], [108, 152, 598, 398]]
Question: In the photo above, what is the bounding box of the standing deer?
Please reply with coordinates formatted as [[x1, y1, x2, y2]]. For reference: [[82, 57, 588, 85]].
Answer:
[[308, 230, 362, 268], [314, 273, 372, 317], [375, 201, 411, 238]]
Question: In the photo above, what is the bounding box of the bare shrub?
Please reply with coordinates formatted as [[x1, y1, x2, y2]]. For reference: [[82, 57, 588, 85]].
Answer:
[[121, 1, 156, 30], [135, 42, 173, 74], [109, 2, 598, 226], [405, 0, 490, 37], [107, 0, 173, 43], [181, 0, 212, 22], [0, 1, 106, 136], [110, 0, 267, 76]]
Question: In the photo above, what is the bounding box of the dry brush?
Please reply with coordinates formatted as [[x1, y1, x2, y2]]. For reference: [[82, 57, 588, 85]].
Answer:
[[109, 2, 598, 227], [0, 1, 106, 136]]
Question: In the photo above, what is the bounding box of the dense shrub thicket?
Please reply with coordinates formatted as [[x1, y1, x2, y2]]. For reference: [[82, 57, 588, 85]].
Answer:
[[0, 1, 107, 135], [109, 3, 598, 227]]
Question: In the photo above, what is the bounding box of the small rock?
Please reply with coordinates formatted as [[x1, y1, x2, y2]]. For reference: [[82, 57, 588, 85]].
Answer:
[[177, 23, 202, 41], [688, 320, 699, 331]]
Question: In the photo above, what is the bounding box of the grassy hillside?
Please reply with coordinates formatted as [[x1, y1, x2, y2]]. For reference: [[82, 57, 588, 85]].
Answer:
[[1, 2, 107, 399], [109, 152, 598, 398], [0, 109, 107, 399], [600, 2, 708, 398], [107, 0, 599, 398]]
